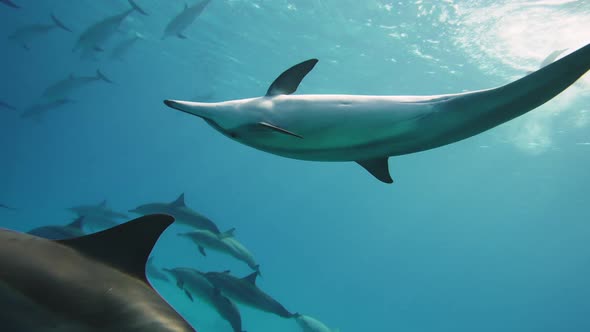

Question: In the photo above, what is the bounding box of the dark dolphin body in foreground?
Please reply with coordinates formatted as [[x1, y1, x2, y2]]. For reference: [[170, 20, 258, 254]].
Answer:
[[166, 267, 245, 332], [165, 43, 590, 183], [205, 270, 294, 318], [0, 214, 196, 331]]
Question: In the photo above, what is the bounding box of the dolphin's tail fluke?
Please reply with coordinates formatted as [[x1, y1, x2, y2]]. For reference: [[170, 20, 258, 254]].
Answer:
[[128, 0, 149, 16], [51, 14, 73, 33], [96, 69, 114, 84]]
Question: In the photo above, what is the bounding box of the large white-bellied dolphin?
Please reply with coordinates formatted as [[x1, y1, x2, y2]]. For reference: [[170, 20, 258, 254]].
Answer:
[[9, 14, 72, 50], [162, 0, 212, 40], [74, 0, 148, 57], [164, 43, 590, 183], [0, 214, 197, 331]]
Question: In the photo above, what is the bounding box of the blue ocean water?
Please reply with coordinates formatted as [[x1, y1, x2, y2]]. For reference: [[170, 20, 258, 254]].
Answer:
[[1, 0, 590, 331]]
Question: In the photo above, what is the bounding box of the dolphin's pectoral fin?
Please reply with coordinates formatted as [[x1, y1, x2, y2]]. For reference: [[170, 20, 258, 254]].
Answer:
[[220, 228, 235, 239], [356, 158, 393, 184], [266, 59, 318, 96], [198, 245, 207, 256], [258, 122, 303, 139], [177, 32, 188, 39], [184, 290, 194, 302]]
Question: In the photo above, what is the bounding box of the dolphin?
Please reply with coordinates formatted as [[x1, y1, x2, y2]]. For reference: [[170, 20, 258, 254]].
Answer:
[[21, 98, 75, 120], [162, 0, 212, 40], [39, 70, 112, 103], [80, 214, 121, 232], [73, 0, 148, 56], [9, 14, 72, 50], [294, 313, 340, 332], [204, 270, 294, 318], [27, 216, 86, 240], [130, 193, 221, 234], [0, 214, 197, 331], [164, 43, 590, 183], [0, 203, 16, 210], [540, 48, 569, 68], [165, 267, 246, 332], [0, 0, 19, 8], [146, 256, 170, 282], [68, 199, 128, 220], [178, 229, 261, 274], [0, 101, 17, 111], [110, 32, 144, 61]]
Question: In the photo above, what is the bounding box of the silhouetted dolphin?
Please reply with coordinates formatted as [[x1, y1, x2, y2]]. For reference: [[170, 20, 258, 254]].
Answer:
[[0, 214, 196, 331], [162, 0, 212, 40], [0, 203, 16, 210], [110, 32, 144, 60], [146, 256, 169, 282], [27, 216, 86, 240], [0, 0, 19, 9], [164, 43, 590, 183], [130, 193, 221, 234], [39, 70, 112, 103], [204, 270, 294, 318], [21, 98, 74, 120], [74, 0, 148, 56], [0, 100, 17, 111], [294, 313, 340, 332], [165, 267, 246, 332], [179, 229, 261, 274], [68, 199, 128, 220], [9, 14, 72, 50]]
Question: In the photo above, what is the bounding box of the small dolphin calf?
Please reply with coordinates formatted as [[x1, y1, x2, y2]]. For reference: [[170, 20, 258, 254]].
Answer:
[[0, 0, 19, 8], [39, 70, 112, 103], [164, 43, 590, 183], [179, 229, 261, 274], [162, 0, 212, 40], [205, 270, 294, 318], [74, 0, 148, 57], [130, 193, 221, 234], [0, 214, 196, 331], [69, 199, 128, 220], [9, 14, 72, 50], [166, 267, 246, 332], [27, 216, 86, 240], [294, 313, 340, 332]]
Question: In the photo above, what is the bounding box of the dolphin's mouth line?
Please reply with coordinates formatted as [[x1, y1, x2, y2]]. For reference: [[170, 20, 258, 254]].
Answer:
[[163, 100, 211, 121]]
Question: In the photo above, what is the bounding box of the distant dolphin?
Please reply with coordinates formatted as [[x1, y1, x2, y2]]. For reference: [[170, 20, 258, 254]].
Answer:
[[294, 313, 340, 332], [162, 0, 212, 40], [74, 0, 148, 56], [164, 43, 590, 183], [0, 214, 196, 331], [130, 193, 221, 234], [27, 216, 86, 240], [9, 14, 72, 50], [21, 98, 75, 120], [540, 49, 568, 68], [179, 229, 261, 274], [165, 267, 246, 332], [80, 214, 121, 232], [0, 0, 19, 9], [110, 32, 144, 60], [0, 101, 17, 111], [146, 256, 169, 282], [39, 70, 112, 103], [204, 270, 294, 318], [0, 203, 16, 210], [68, 199, 128, 220]]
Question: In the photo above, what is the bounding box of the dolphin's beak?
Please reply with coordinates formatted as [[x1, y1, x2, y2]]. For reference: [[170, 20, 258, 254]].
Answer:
[[163, 99, 213, 121]]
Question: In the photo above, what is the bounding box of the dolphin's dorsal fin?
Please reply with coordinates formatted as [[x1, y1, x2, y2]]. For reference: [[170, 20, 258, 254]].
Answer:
[[266, 59, 318, 96], [170, 193, 186, 207], [220, 228, 235, 239], [242, 271, 259, 285], [57, 214, 174, 284], [198, 245, 207, 256], [67, 216, 85, 230], [356, 158, 393, 184]]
